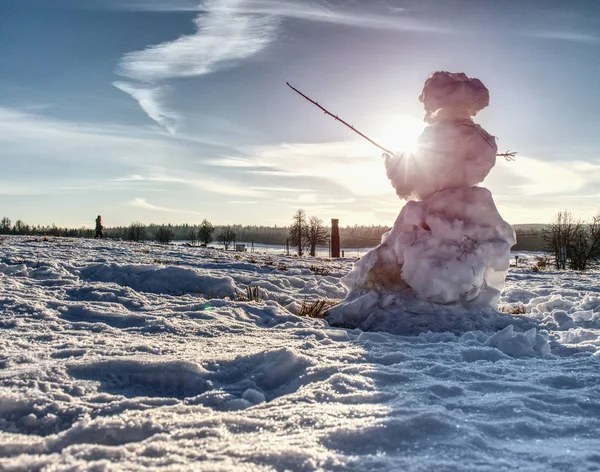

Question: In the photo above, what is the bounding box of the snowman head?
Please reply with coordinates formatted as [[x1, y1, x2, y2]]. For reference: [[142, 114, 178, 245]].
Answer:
[[419, 71, 490, 124]]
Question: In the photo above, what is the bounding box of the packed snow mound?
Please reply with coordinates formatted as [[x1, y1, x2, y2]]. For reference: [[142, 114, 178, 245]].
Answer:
[[419, 71, 490, 123], [327, 291, 538, 337], [385, 120, 497, 200], [328, 187, 515, 331], [481, 325, 550, 357], [79, 263, 237, 297]]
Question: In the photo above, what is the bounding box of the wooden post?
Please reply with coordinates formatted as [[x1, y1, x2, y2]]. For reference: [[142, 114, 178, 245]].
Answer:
[[559, 245, 567, 270], [331, 218, 340, 258], [298, 220, 302, 257]]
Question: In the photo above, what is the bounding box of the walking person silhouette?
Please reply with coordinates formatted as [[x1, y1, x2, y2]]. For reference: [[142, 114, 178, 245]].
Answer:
[[95, 215, 103, 239]]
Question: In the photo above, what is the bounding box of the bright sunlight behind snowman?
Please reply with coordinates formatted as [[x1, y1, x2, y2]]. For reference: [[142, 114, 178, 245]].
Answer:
[[342, 114, 426, 197], [374, 113, 426, 155]]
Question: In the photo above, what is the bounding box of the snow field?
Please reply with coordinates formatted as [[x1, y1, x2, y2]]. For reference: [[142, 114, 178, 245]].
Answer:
[[0, 237, 600, 471]]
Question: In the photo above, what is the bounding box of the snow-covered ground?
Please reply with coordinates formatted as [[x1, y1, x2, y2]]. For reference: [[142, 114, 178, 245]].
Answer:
[[174, 241, 373, 260], [1, 236, 599, 471]]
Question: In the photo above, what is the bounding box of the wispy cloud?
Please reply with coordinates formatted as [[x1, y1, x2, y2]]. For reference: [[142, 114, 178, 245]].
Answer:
[[116, 172, 266, 197], [114, 0, 280, 131], [503, 156, 600, 196], [130, 198, 172, 211], [113, 0, 444, 33], [225, 140, 394, 197], [117, 0, 279, 82], [529, 31, 600, 44], [113, 82, 180, 133], [194, 179, 264, 197], [108, 0, 202, 11], [129, 197, 204, 215], [217, 0, 447, 33], [113, 0, 445, 132], [0, 106, 249, 200], [251, 186, 314, 193], [115, 174, 187, 183], [206, 157, 259, 168], [0, 107, 182, 167]]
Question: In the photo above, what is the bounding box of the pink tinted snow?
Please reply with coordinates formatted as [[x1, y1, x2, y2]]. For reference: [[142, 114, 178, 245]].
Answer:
[[419, 71, 490, 123], [329, 71, 515, 331]]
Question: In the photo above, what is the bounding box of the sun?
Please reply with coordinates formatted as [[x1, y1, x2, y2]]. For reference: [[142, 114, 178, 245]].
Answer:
[[331, 114, 427, 197], [372, 114, 426, 155]]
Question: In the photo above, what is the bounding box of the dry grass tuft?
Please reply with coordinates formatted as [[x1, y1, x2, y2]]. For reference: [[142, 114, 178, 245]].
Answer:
[[297, 298, 339, 318], [309, 265, 331, 276], [236, 286, 263, 302], [499, 304, 527, 315], [533, 255, 550, 272]]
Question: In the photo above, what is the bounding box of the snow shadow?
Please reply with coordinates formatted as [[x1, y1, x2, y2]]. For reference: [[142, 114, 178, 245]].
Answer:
[[58, 304, 148, 329], [315, 323, 600, 469], [67, 348, 311, 411], [0, 390, 87, 438]]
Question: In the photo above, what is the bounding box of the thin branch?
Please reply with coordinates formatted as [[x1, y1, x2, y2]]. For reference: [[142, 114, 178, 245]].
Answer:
[[497, 150, 517, 161], [287, 82, 517, 161], [287, 82, 394, 155]]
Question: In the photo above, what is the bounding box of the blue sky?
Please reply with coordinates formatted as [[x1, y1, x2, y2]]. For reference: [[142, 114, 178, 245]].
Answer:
[[1, 0, 599, 228]]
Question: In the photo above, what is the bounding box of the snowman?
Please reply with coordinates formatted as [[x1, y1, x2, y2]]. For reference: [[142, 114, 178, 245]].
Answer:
[[327, 72, 516, 334]]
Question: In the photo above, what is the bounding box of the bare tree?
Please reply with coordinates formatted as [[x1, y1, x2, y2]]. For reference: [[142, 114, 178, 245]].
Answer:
[[544, 210, 600, 271], [198, 219, 214, 246], [218, 225, 236, 250], [12, 220, 28, 235], [304, 216, 329, 257], [127, 222, 146, 242], [155, 224, 174, 245], [289, 209, 308, 256], [188, 226, 198, 246], [544, 211, 581, 269], [569, 213, 600, 271], [0, 217, 11, 234]]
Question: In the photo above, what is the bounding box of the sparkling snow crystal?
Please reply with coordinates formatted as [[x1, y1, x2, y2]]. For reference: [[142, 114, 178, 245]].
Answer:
[[328, 71, 516, 334]]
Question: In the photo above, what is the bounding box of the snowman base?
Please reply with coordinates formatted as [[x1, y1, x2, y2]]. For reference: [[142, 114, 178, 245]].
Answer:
[[326, 186, 516, 334]]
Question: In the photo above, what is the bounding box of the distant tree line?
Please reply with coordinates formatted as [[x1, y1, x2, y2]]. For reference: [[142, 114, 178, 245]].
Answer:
[[0, 212, 392, 249], [4, 209, 598, 268], [0, 217, 94, 238], [0, 214, 395, 249], [512, 225, 547, 251]]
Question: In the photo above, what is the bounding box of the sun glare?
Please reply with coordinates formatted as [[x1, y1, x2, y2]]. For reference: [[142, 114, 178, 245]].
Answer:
[[338, 115, 425, 197], [373, 114, 426, 155]]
